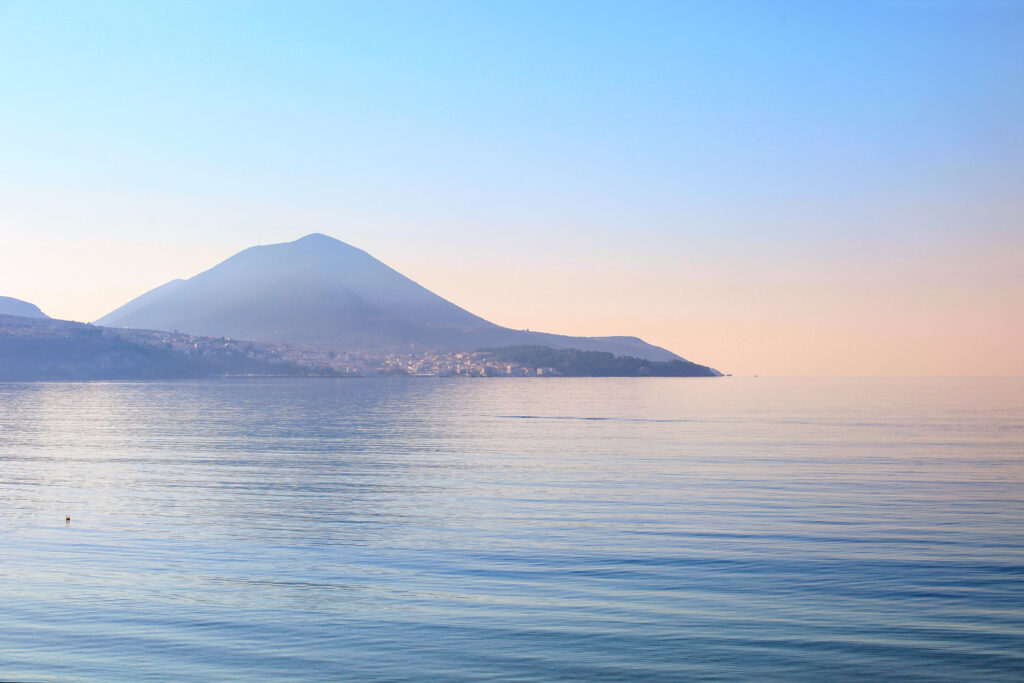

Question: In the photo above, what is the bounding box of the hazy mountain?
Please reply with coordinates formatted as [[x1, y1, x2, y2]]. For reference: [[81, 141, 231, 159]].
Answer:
[[0, 296, 48, 318], [96, 234, 699, 363]]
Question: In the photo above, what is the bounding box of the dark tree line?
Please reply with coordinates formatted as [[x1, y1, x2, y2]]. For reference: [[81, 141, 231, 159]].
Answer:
[[481, 345, 717, 377]]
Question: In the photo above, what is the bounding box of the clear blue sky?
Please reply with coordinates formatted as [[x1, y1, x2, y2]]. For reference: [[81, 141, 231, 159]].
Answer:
[[1, 1, 1022, 374]]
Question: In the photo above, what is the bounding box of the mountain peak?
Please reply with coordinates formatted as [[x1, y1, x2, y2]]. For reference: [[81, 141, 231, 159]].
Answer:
[[296, 232, 334, 242], [290, 232, 338, 247], [264, 233, 367, 259], [290, 233, 360, 250]]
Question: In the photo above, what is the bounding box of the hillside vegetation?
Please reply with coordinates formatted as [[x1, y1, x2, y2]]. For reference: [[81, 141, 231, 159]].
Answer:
[[483, 346, 719, 377]]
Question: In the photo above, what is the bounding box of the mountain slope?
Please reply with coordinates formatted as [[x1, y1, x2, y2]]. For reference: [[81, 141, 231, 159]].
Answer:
[[0, 314, 320, 380], [96, 234, 698, 363], [0, 296, 48, 318]]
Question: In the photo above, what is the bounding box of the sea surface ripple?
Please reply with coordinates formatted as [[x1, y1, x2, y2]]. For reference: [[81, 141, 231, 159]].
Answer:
[[1, 377, 1022, 681]]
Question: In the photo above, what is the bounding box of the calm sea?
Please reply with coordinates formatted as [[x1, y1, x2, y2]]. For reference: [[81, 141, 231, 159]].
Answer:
[[1, 377, 1022, 681]]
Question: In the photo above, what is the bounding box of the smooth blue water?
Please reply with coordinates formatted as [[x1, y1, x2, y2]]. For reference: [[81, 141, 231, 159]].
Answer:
[[1, 377, 1022, 681]]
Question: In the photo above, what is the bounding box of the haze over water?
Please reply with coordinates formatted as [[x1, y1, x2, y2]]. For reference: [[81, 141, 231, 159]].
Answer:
[[1, 377, 1023, 681]]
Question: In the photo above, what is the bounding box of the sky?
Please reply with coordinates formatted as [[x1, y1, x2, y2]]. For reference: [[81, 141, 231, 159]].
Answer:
[[1, 0, 1022, 376]]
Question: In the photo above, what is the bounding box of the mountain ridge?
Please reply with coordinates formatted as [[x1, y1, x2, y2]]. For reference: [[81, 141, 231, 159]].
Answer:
[[96, 234, 706, 365]]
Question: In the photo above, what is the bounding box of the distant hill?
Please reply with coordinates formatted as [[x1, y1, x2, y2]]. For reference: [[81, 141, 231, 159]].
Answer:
[[0, 296, 48, 318], [0, 315, 316, 381], [96, 233, 705, 364]]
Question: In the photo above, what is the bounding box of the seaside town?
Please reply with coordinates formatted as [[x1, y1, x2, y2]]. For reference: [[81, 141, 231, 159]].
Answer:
[[116, 327, 558, 377]]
